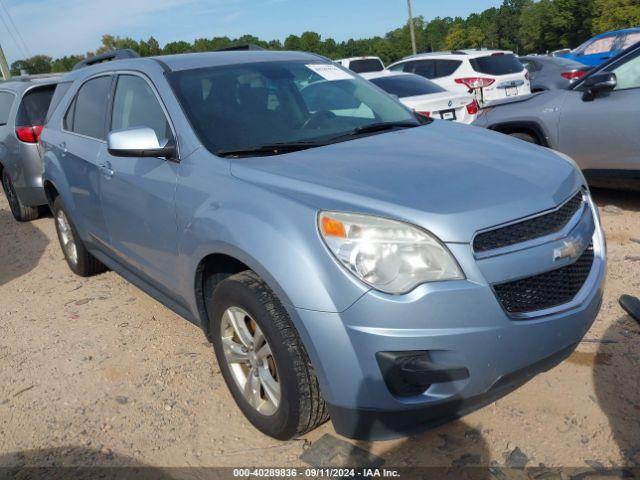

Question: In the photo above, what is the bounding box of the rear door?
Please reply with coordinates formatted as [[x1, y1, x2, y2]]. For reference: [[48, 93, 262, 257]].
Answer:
[[558, 48, 640, 174], [61, 74, 113, 243], [98, 72, 180, 293]]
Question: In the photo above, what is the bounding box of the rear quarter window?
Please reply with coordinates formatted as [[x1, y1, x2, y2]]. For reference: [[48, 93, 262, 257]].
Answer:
[[0, 91, 15, 125], [45, 82, 72, 124], [436, 60, 462, 77], [17, 85, 56, 126], [470, 54, 524, 75]]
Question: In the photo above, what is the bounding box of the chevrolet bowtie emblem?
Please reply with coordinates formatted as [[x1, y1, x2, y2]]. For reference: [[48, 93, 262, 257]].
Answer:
[[554, 238, 584, 261]]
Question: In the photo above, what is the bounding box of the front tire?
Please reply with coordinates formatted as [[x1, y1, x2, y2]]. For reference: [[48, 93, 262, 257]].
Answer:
[[52, 197, 106, 277], [209, 271, 328, 440], [2, 170, 38, 222], [509, 132, 540, 144]]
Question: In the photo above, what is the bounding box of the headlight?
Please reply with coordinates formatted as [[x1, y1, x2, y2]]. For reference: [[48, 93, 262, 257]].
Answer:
[[318, 211, 464, 294]]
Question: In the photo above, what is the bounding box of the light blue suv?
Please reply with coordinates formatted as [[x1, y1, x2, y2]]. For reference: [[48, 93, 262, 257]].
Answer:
[[41, 49, 606, 440]]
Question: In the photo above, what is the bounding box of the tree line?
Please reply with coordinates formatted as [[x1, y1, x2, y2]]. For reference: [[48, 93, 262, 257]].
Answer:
[[10, 0, 640, 76]]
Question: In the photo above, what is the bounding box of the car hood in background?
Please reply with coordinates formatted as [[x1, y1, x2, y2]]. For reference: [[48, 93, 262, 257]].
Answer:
[[230, 121, 583, 243]]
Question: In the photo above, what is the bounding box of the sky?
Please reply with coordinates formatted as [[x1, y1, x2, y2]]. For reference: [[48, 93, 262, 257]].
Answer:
[[0, 0, 503, 65]]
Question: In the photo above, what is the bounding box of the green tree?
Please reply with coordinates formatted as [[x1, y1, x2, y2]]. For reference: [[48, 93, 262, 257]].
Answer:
[[10, 55, 52, 76], [593, 0, 640, 33]]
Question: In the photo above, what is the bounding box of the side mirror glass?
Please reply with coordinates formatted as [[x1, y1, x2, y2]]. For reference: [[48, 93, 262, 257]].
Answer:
[[582, 72, 617, 101], [107, 127, 176, 159]]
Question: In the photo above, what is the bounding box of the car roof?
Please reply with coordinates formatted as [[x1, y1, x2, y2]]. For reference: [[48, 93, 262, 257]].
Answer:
[[394, 49, 514, 63], [593, 27, 640, 38], [60, 50, 329, 82], [519, 55, 584, 66], [0, 74, 61, 92], [337, 56, 382, 62]]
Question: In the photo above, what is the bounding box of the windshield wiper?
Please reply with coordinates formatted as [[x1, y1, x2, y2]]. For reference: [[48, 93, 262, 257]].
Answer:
[[216, 141, 325, 157], [325, 121, 420, 143]]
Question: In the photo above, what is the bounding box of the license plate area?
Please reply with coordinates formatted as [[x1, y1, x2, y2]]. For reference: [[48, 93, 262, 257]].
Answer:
[[505, 86, 518, 97], [440, 109, 456, 121]]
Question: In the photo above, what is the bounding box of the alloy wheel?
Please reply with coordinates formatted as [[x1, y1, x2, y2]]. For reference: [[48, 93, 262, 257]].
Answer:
[[220, 306, 281, 416], [56, 210, 78, 266]]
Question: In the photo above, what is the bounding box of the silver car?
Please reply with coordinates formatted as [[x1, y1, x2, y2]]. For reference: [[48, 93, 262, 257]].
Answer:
[[475, 41, 640, 190], [0, 75, 61, 221]]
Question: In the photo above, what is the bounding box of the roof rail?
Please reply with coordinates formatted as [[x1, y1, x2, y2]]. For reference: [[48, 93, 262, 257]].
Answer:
[[72, 49, 140, 70], [215, 44, 266, 52]]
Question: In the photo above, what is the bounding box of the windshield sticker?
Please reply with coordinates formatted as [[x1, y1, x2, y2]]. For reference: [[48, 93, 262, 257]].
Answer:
[[306, 64, 354, 81]]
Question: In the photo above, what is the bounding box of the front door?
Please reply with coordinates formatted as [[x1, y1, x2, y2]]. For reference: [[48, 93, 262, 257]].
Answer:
[[98, 73, 180, 294], [558, 48, 640, 175]]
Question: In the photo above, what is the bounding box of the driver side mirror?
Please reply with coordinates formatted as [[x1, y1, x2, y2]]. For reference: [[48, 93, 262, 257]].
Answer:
[[107, 127, 177, 160], [582, 72, 617, 102]]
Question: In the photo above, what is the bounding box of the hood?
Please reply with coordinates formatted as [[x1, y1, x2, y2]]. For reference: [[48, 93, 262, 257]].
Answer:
[[230, 122, 583, 243]]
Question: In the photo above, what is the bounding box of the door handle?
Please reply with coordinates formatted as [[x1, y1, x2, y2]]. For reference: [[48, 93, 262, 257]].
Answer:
[[59, 141, 67, 157], [98, 162, 114, 178]]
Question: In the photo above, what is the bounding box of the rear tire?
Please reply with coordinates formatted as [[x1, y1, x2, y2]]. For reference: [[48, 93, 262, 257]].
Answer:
[[52, 196, 106, 277], [509, 132, 540, 144], [2, 170, 39, 222], [209, 270, 328, 440]]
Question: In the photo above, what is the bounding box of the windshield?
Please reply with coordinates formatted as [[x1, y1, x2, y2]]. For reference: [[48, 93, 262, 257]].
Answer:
[[169, 61, 418, 155], [370, 74, 445, 98]]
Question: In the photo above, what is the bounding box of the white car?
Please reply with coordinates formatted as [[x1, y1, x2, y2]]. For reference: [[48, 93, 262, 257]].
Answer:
[[335, 56, 385, 73], [387, 50, 531, 104], [362, 71, 478, 124]]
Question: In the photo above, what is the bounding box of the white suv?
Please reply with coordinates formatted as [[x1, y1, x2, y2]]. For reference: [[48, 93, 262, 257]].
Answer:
[[388, 50, 531, 104], [335, 56, 385, 73]]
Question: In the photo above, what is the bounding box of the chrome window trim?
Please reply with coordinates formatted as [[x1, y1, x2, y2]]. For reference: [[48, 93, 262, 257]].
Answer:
[[473, 189, 587, 259]]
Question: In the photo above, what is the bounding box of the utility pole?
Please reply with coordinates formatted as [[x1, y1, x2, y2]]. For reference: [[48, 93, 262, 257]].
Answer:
[[0, 42, 10, 80], [407, 0, 417, 55]]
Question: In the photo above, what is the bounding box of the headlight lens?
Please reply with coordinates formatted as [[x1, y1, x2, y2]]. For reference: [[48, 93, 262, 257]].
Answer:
[[318, 212, 464, 294]]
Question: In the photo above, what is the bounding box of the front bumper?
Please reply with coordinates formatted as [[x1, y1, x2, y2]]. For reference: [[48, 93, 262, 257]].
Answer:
[[294, 204, 605, 440]]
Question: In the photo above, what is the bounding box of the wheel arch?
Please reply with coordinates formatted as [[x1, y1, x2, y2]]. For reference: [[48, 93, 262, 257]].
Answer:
[[489, 121, 550, 147]]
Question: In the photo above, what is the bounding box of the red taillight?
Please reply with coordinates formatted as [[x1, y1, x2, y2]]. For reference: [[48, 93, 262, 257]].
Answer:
[[416, 111, 431, 119], [455, 77, 495, 90], [466, 99, 479, 115], [561, 70, 587, 80], [16, 125, 44, 143]]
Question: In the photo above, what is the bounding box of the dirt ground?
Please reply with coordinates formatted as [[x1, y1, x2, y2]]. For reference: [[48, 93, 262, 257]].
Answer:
[[0, 189, 639, 473]]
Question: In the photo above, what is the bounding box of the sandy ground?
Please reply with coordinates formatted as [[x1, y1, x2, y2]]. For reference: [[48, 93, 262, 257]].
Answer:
[[0, 189, 639, 474]]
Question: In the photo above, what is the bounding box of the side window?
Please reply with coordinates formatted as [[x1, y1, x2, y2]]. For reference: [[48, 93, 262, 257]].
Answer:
[[611, 52, 640, 90], [111, 75, 171, 142], [435, 60, 462, 77], [388, 62, 408, 72], [0, 92, 15, 126], [67, 76, 112, 140], [411, 60, 436, 79], [622, 32, 640, 50]]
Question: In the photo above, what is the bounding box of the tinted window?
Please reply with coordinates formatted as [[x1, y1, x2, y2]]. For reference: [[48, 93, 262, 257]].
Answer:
[[45, 82, 72, 123], [370, 74, 444, 97], [411, 60, 436, 78], [436, 60, 462, 77], [17, 85, 56, 126], [169, 61, 417, 154], [470, 54, 524, 75], [111, 75, 171, 142], [0, 92, 15, 125], [348, 59, 384, 73], [68, 76, 112, 139], [388, 62, 408, 72]]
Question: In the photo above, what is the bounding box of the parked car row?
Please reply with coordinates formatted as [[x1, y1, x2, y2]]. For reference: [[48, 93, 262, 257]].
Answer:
[[0, 47, 609, 442]]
